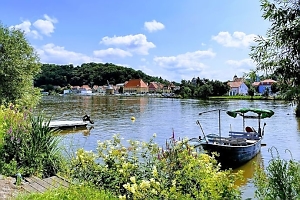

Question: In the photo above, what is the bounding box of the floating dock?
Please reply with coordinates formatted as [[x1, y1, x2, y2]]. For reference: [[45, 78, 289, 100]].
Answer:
[[49, 120, 88, 129]]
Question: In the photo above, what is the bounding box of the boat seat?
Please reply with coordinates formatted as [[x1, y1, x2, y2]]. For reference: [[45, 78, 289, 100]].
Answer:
[[245, 126, 256, 133]]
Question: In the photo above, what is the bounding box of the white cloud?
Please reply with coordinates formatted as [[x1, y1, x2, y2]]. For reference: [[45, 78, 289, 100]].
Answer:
[[10, 20, 42, 39], [144, 20, 165, 32], [154, 49, 216, 71], [13, 20, 31, 34], [93, 48, 132, 58], [212, 31, 256, 48], [100, 34, 155, 55], [33, 14, 57, 36], [10, 14, 57, 39], [226, 58, 255, 67], [36, 43, 102, 65]]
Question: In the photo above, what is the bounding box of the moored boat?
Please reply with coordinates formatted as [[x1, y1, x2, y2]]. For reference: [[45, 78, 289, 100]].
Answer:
[[194, 108, 274, 168]]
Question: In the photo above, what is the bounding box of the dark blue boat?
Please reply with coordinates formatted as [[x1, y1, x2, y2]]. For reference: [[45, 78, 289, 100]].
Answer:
[[196, 108, 274, 169]]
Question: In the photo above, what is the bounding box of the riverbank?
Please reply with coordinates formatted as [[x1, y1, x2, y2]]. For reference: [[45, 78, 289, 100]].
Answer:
[[209, 95, 282, 100]]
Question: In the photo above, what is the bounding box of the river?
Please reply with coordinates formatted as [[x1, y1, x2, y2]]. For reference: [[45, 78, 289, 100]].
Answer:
[[36, 95, 300, 199]]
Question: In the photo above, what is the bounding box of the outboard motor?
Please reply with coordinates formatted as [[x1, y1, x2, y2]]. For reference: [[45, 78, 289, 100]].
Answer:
[[82, 114, 94, 124]]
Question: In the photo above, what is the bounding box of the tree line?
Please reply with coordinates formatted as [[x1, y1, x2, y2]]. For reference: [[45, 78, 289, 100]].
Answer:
[[34, 63, 171, 89], [34, 63, 231, 98]]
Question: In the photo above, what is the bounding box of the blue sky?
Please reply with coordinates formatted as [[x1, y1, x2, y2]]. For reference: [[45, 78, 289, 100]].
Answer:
[[1, 0, 270, 83]]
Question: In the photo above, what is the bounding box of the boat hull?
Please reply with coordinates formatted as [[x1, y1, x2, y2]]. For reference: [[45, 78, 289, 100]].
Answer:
[[201, 139, 261, 169]]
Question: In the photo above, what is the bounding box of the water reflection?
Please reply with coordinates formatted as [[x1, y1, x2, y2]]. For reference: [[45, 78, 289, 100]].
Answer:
[[233, 153, 263, 187], [59, 126, 94, 136]]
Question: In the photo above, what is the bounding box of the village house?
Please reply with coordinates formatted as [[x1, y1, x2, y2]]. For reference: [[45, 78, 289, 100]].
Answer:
[[79, 85, 92, 94], [148, 82, 164, 93], [124, 79, 148, 94], [162, 82, 176, 94], [227, 75, 249, 96], [71, 86, 81, 93], [252, 79, 277, 94]]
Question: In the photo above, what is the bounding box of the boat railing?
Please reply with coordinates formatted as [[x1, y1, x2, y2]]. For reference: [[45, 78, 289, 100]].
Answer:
[[205, 134, 247, 146], [229, 131, 260, 140]]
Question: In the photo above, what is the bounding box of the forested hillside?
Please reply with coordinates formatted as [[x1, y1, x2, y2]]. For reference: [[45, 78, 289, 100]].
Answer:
[[34, 62, 172, 88]]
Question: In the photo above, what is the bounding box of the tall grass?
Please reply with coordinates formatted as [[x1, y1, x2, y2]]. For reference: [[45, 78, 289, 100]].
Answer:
[[254, 147, 300, 199], [0, 104, 63, 177], [15, 184, 118, 200]]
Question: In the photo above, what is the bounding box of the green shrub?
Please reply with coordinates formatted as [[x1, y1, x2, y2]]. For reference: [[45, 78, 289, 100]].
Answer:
[[254, 147, 300, 200], [0, 104, 63, 177], [68, 133, 242, 199], [15, 183, 118, 200]]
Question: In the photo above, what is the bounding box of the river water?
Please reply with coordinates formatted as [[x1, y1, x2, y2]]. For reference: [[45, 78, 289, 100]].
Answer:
[[36, 95, 300, 199]]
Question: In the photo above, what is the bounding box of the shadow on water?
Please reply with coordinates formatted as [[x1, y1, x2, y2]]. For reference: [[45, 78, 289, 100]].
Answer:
[[232, 152, 263, 187], [58, 126, 94, 136]]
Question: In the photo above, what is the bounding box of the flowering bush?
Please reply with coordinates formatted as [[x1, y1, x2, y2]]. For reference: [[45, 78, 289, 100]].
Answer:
[[69, 132, 242, 199]]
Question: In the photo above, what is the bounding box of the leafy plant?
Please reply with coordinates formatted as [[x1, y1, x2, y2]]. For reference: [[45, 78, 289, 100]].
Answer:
[[254, 147, 300, 200]]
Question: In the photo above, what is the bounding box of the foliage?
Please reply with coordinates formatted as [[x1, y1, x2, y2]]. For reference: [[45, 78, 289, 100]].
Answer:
[[15, 183, 118, 200], [179, 78, 229, 99], [0, 22, 41, 108], [67, 133, 242, 199], [0, 104, 63, 177], [250, 0, 300, 116], [35, 63, 172, 90], [248, 87, 255, 99], [254, 147, 300, 200], [271, 82, 279, 94]]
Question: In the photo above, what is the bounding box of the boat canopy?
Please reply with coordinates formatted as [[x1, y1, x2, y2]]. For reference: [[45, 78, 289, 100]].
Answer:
[[226, 108, 274, 119]]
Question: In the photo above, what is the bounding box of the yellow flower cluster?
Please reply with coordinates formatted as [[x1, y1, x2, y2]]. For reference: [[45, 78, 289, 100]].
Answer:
[[122, 176, 161, 199], [75, 148, 96, 168]]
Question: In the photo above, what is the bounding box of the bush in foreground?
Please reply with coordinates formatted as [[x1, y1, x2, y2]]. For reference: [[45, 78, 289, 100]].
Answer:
[[254, 147, 300, 200], [0, 104, 62, 177], [66, 133, 242, 199]]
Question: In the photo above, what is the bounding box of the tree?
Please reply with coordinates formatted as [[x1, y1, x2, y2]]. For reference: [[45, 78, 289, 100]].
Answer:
[[271, 82, 280, 94], [250, 0, 300, 116], [248, 88, 255, 100], [0, 23, 41, 107]]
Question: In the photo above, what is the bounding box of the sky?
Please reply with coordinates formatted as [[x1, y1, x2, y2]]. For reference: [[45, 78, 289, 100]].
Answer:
[[0, 0, 270, 83]]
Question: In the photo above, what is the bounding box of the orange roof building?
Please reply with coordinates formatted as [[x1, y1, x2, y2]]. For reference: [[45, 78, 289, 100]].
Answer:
[[124, 79, 148, 94]]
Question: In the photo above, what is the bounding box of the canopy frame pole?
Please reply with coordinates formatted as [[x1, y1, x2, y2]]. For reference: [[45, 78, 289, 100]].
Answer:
[[218, 109, 221, 143]]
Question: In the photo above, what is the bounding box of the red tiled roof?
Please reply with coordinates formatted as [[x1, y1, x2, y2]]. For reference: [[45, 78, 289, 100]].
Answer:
[[80, 85, 92, 90], [72, 86, 80, 89], [125, 79, 148, 88], [261, 79, 276, 85], [149, 82, 158, 89], [252, 82, 260, 87], [228, 81, 243, 88]]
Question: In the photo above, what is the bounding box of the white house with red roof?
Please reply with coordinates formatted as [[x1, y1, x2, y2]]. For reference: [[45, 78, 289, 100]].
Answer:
[[80, 85, 92, 94], [227, 75, 249, 96]]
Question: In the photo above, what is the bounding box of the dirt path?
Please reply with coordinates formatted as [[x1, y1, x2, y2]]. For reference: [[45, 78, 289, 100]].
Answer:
[[0, 176, 22, 200]]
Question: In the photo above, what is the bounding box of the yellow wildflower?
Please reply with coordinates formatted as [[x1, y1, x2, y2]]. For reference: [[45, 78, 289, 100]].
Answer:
[[130, 176, 136, 183]]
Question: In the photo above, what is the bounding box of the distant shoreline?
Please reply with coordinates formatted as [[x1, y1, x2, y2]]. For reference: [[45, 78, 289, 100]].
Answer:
[[209, 95, 283, 101]]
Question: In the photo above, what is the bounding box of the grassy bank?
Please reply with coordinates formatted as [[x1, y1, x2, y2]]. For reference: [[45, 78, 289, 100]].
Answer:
[[209, 95, 282, 100]]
